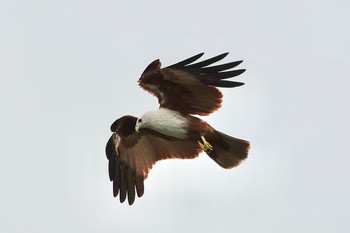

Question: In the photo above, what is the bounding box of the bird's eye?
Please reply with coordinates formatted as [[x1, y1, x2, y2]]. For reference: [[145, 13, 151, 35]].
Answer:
[[138, 119, 142, 123]]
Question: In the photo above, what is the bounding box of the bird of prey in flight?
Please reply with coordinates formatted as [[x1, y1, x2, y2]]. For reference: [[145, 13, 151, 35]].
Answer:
[[105, 53, 250, 205]]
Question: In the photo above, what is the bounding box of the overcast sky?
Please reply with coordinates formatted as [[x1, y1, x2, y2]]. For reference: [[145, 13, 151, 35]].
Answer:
[[1, 0, 349, 232]]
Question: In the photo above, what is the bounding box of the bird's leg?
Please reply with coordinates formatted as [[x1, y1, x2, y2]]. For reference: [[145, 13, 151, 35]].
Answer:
[[198, 135, 213, 152]]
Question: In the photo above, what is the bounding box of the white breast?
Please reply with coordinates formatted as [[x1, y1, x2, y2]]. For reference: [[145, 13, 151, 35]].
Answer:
[[140, 108, 188, 139]]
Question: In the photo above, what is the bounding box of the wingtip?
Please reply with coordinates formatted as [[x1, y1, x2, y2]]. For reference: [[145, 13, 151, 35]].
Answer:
[[185, 52, 205, 63], [238, 68, 246, 73], [200, 52, 229, 60], [167, 53, 205, 68], [217, 52, 229, 60]]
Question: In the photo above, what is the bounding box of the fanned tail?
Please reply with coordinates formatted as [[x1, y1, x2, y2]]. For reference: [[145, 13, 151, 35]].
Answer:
[[207, 130, 250, 169]]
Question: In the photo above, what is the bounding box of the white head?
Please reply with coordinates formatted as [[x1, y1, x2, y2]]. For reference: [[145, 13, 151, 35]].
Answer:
[[134, 116, 144, 132], [134, 109, 188, 139], [135, 110, 157, 132]]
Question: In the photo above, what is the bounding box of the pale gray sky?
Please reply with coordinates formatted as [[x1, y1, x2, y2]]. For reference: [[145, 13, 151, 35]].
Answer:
[[1, 0, 349, 232]]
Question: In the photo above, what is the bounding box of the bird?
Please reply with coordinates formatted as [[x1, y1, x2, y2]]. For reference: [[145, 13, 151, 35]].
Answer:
[[105, 53, 250, 205]]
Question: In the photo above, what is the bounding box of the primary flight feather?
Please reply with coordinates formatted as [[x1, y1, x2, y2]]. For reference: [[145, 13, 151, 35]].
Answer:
[[106, 53, 250, 205]]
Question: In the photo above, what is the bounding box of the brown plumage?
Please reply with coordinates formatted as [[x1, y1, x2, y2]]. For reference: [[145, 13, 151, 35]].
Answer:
[[139, 53, 245, 116], [186, 115, 250, 169], [106, 53, 250, 205]]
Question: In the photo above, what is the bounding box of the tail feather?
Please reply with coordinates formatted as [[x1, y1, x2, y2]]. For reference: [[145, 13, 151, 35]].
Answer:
[[207, 130, 250, 169]]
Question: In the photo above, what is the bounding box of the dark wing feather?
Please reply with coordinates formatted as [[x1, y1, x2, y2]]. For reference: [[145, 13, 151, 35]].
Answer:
[[138, 53, 246, 116], [106, 115, 201, 205]]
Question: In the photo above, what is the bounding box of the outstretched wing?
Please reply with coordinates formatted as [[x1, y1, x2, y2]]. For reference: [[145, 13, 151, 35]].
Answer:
[[139, 53, 245, 116], [105, 115, 201, 205]]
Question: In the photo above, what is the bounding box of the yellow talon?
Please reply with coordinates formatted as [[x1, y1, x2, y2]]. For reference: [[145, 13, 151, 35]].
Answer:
[[198, 136, 213, 152]]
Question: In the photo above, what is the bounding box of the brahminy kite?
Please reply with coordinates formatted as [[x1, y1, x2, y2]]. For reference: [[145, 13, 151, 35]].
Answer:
[[105, 53, 250, 205]]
